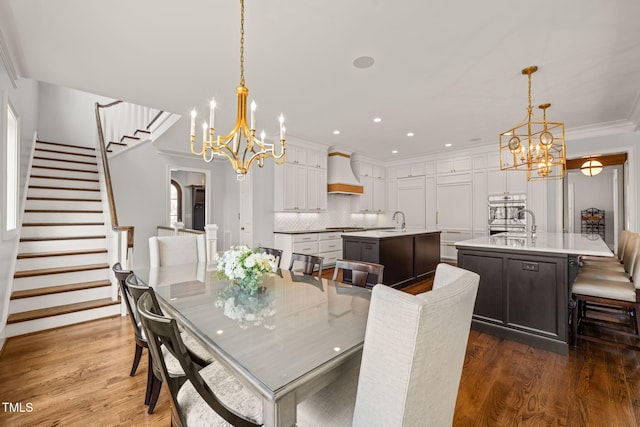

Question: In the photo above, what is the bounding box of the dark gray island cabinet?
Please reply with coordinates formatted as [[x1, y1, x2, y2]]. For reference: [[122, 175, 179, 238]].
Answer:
[[342, 229, 441, 288], [456, 233, 613, 355]]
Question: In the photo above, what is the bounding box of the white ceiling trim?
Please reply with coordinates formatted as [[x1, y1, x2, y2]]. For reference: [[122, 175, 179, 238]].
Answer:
[[627, 92, 640, 132], [565, 120, 636, 141]]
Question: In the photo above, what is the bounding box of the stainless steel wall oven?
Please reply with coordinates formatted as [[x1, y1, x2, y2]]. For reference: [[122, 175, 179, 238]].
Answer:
[[488, 194, 527, 234]]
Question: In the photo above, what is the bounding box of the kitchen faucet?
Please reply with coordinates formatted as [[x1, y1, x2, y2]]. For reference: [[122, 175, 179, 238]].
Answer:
[[392, 211, 406, 232], [518, 209, 537, 235]]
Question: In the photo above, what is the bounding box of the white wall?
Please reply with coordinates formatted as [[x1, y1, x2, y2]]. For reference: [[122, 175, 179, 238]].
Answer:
[[0, 60, 39, 344], [37, 82, 113, 147]]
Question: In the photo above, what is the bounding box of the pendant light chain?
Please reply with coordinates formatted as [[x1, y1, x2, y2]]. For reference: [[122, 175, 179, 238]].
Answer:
[[240, 0, 245, 86]]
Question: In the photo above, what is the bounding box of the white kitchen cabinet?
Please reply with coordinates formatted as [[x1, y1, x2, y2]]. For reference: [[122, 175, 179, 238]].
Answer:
[[436, 181, 472, 230], [426, 176, 437, 227], [307, 167, 327, 211], [354, 160, 385, 213], [387, 180, 398, 212], [436, 156, 471, 174], [275, 145, 328, 212], [487, 168, 527, 196], [472, 170, 488, 231], [397, 177, 426, 228], [274, 231, 341, 269], [306, 148, 327, 169], [396, 162, 426, 178]]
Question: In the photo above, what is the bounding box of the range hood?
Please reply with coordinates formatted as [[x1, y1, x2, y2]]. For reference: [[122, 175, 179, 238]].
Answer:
[[327, 146, 364, 195]]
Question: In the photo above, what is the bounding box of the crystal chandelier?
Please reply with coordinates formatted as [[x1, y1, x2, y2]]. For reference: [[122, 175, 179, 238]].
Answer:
[[189, 0, 285, 179], [499, 66, 566, 181]]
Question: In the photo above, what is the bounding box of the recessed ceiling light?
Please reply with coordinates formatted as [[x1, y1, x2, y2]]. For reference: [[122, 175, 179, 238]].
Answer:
[[373, 117, 382, 123], [406, 132, 414, 137], [392, 150, 398, 154], [445, 143, 452, 147], [353, 56, 375, 69], [334, 347, 341, 352], [333, 130, 341, 135]]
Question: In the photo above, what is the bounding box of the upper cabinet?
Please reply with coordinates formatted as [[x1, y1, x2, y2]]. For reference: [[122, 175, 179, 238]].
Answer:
[[486, 152, 527, 195], [353, 158, 386, 213], [275, 144, 328, 212], [436, 157, 471, 175]]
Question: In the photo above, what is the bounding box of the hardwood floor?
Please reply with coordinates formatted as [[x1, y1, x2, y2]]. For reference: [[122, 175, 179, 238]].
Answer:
[[1, 274, 639, 426]]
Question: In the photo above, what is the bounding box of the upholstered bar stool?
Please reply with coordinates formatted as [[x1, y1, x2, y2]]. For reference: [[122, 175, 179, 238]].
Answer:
[[580, 230, 630, 268], [572, 247, 640, 348], [578, 233, 639, 281]]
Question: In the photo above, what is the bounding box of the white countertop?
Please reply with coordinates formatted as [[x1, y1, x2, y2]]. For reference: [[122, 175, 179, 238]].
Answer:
[[455, 232, 613, 257], [342, 228, 441, 238]]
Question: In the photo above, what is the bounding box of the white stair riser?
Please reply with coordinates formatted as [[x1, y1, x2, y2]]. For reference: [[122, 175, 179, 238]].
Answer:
[[35, 143, 95, 155], [9, 286, 113, 314], [30, 166, 98, 181], [16, 252, 108, 271], [27, 187, 101, 199], [13, 269, 110, 292], [29, 177, 100, 190], [23, 211, 104, 223], [34, 150, 96, 163], [32, 158, 98, 172], [21, 225, 106, 239], [5, 304, 120, 337], [25, 199, 103, 211], [19, 238, 108, 253]]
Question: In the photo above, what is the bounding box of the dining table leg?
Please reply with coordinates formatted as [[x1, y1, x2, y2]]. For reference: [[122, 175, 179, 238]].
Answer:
[[262, 392, 297, 427]]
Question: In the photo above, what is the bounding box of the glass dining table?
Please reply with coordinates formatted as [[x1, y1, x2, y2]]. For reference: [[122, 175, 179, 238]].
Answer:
[[133, 262, 371, 427]]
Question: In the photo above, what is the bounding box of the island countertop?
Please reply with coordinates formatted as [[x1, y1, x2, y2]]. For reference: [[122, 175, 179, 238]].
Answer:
[[455, 232, 613, 257], [342, 228, 441, 239]]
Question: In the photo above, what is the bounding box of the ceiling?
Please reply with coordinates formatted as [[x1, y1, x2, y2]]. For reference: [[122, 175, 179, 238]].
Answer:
[[1, 0, 640, 160]]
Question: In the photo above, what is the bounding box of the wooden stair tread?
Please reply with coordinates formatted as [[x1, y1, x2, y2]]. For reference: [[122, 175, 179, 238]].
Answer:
[[34, 156, 97, 166], [135, 129, 151, 135], [25, 209, 103, 213], [27, 196, 101, 202], [11, 280, 111, 300], [120, 135, 140, 142], [20, 235, 106, 242], [14, 263, 109, 278], [31, 165, 98, 174], [17, 249, 107, 259], [108, 141, 127, 146], [22, 222, 104, 227], [30, 174, 99, 183], [36, 140, 96, 151], [28, 185, 100, 192], [7, 298, 119, 324], [35, 147, 97, 158]]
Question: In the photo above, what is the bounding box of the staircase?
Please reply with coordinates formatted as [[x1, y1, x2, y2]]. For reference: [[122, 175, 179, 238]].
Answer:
[[6, 140, 120, 337]]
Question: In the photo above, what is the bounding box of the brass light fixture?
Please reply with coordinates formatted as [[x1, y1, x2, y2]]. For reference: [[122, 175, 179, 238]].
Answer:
[[581, 158, 604, 176], [499, 66, 566, 181], [189, 0, 285, 179]]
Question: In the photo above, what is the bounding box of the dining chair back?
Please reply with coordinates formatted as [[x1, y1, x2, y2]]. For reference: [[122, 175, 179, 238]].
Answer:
[[297, 263, 480, 426], [113, 263, 146, 377], [258, 247, 284, 268], [149, 235, 206, 267], [137, 291, 262, 427], [332, 259, 384, 288], [289, 252, 323, 276]]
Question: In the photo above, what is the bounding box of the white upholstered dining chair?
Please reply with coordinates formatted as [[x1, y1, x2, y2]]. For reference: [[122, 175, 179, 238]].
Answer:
[[297, 263, 480, 427], [149, 235, 206, 267]]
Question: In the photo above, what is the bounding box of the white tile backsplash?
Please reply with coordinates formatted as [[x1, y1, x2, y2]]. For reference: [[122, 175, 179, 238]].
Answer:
[[275, 194, 389, 231]]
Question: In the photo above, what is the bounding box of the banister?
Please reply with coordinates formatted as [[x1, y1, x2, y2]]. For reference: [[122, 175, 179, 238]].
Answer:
[[95, 101, 133, 248]]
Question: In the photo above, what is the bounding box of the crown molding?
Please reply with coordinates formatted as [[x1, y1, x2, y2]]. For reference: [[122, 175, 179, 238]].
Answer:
[[0, 26, 18, 88], [628, 92, 640, 132], [564, 120, 636, 141]]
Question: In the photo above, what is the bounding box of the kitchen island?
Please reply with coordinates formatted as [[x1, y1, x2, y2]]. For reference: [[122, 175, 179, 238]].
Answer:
[[456, 232, 612, 354], [342, 229, 441, 288]]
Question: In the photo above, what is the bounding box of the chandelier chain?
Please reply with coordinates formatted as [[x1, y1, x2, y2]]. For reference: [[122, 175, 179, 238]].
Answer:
[[240, 0, 245, 86]]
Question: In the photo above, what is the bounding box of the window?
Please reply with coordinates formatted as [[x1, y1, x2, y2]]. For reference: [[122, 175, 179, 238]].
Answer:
[[170, 179, 183, 225], [2, 94, 19, 239]]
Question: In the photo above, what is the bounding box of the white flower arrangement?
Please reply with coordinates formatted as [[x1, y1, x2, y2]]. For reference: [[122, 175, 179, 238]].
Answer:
[[216, 246, 278, 294]]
